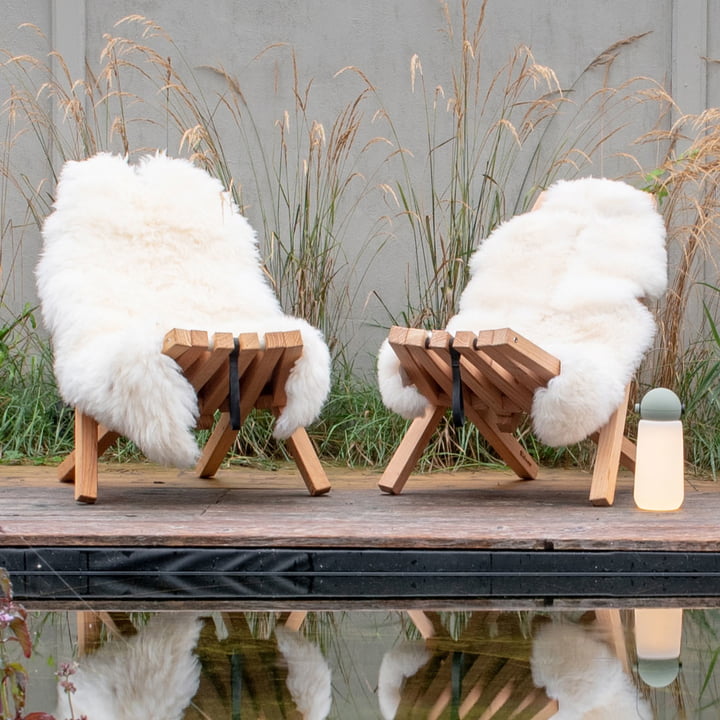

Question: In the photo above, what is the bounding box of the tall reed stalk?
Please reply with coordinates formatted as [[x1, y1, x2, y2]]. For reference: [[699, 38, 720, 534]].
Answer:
[[2, 17, 390, 365], [631, 107, 720, 473], [638, 110, 720, 385], [365, 0, 656, 330], [0, 15, 391, 460], [203, 50, 392, 365]]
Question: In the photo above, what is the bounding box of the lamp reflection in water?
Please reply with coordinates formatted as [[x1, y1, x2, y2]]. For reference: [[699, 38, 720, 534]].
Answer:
[[633, 388, 684, 511], [634, 608, 683, 688]]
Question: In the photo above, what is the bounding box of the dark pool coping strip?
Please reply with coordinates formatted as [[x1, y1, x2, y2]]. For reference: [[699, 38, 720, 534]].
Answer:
[[2, 546, 720, 601]]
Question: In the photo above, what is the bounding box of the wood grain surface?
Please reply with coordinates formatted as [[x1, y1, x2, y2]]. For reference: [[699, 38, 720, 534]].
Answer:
[[1, 464, 717, 551]]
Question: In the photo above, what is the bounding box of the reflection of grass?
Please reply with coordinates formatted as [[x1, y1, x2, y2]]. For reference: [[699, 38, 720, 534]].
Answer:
[[650, 609, 720, 717]]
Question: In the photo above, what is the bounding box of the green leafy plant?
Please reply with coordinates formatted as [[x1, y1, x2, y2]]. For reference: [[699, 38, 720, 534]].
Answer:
[[0, 307, 74, 463], [0, 568, 54, 720]]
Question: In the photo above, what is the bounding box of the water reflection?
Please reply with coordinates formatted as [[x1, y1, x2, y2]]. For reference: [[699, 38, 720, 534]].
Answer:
[[532, 617, 651, 718], [66, 613, 203, 720], [10, 607, 720, 718]]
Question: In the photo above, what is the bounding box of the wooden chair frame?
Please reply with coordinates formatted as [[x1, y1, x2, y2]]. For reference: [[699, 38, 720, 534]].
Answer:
[[378, 326, 636, 505], [58, 328, 330, 503], [394, 611, 558, 719]]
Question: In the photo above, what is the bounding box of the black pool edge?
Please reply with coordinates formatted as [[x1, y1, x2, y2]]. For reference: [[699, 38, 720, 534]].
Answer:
[[2, 546, 720, 602]]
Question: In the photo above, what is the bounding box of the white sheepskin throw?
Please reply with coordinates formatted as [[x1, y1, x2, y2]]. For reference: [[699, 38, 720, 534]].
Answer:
[[377, 641, 430, 719], [531, 621, 652, 719], [377, 177, 667, 446], [55, 613, 203, 720], [275, 626, 332, 720], [36, 152, 331, 467]]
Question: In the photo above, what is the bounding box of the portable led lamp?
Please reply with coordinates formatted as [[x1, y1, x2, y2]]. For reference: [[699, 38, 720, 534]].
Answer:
[[633, 388, 684, 511]]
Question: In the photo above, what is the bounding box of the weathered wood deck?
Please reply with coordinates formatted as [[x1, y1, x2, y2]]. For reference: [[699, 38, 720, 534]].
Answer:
[[2, 463, 719, 605], [1, 463, 717, 549]]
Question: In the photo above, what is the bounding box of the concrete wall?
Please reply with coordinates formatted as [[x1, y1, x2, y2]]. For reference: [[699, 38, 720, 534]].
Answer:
[[1, 0, 716, 373]]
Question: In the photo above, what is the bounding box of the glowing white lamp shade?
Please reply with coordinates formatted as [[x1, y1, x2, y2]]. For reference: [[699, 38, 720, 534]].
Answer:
[[633, 388, 684, 511], [634, 608, 683, 687]]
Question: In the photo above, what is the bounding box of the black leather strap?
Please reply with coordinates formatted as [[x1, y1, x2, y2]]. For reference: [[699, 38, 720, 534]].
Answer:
[[229, 338, 241, 430], [451, 651, 463, 719], [449, 345, 465, 427]]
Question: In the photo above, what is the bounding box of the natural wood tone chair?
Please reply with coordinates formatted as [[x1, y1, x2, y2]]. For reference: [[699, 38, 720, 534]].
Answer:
[[186, 611, 311, 720], [57, 328, 330, 503], [395, 611, 558, 720], [396, 609, 632, 720], [378, 326, 635, 506]]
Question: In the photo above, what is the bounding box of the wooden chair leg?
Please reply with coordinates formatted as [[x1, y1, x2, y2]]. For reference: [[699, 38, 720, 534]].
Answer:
[[195, 411, 239, 478], [58, 418, 120, 484], [74, 409, 99, 504], [407, 610, 436, 639], [284, 427, 331, 496], [283, 611, 307, 631], [76, 611, 103, 655], [594, 609, 630, 674], [197, 412, 330, 496], [618, 436, 637, 472], [378, 405, 446, 494], [589, 384, 631, 506], [465, 406, 538, 480]]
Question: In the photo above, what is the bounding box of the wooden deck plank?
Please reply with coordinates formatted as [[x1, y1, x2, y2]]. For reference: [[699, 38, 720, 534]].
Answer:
[[0, 464, 718, 551]]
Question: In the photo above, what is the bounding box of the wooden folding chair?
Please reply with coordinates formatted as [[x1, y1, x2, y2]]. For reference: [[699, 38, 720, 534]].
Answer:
[[378, 326, 635, 505], [393, 611, 558, 720], [395, 609, 634, 720], [57, 328, 331, 503], [186, 611, 314, 720]]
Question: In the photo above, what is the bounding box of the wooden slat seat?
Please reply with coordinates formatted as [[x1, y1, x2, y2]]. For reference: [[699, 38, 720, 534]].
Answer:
[[389, 611, 558, 720], [58, 328, 330, 503], [378, 326, 635, 506]]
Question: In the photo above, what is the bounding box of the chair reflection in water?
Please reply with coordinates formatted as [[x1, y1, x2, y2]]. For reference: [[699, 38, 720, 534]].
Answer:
[[71, 611, 332, 720], [377, 178, 667, 505], [185, 611, 332, 720], [59, 611, 204, 720], [378, 611, 557, 720], [378, 610, 651, 720], [531, 611, 653, 719]]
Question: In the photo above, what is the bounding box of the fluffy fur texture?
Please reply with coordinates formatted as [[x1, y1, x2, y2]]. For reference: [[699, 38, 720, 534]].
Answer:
[[377, 177, 667, 446], [37, 152, 331, 467], [531, 621, 652, 719], [377, 641, 431, 719], [275, 626, 332, 720], [55, 613, 203, 720]]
